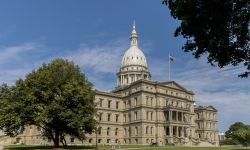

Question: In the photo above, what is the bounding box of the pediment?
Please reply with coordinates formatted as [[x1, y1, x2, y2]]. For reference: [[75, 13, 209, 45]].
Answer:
[[161, 81, 191, 93]]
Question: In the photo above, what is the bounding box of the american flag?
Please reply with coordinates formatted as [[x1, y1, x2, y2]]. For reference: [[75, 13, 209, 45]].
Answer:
[[169, 55, 175, 61]]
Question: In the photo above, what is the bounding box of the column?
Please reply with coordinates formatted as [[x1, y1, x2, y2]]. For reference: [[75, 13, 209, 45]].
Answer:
[[169, 111, 172, 121], [128, 74, 131, 84], [181, 127, 184, 137], [169, 125, 173, 137], [176, 126, 179, 137], [182, 112, 184, 122], [176, 111, 178, 122], [122, 75, 124, 85]]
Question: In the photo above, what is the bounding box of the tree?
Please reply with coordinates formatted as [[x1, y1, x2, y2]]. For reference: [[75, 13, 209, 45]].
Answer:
[[162, 0, 250, 77], [225, 122, 250, 146], [0, 59, 96, 147]]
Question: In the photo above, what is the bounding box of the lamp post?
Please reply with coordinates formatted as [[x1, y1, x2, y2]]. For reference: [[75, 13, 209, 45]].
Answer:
[[95, 127, 98, 150]]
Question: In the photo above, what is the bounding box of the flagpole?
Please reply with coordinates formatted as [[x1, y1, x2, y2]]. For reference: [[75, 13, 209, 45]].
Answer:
[[169, 52, 170, 81]]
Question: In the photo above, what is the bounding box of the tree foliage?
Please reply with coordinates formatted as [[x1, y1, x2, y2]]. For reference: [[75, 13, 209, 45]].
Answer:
[[162, 0, 250, 77], [225, 122, 250, 146], [0, 59, 96, 147]]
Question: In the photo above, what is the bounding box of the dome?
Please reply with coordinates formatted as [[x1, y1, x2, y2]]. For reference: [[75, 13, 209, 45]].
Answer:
[[116, 22, 151, 87], [121, 46, 147, 68]]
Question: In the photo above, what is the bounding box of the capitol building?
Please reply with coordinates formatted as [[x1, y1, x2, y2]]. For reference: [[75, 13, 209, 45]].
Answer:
[[0, 24, 219, 146]]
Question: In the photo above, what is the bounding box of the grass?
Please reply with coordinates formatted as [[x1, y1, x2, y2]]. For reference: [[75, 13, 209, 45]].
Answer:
[[3, 145, 250, 150]]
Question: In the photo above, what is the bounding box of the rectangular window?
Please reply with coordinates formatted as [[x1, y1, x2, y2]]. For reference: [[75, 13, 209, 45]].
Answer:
[[134, 111, 138, 120], [108, 100, 111, 108], [116, 114, 119, 122], [116, 101, 119, 109], [124, 114, 126, 122], [146, 96, 149, 105], [99, 98, 103, 107], [70, 137, 74, 143], [99, 113, 102, 121], [134, 97, 137, 106], [108, 114, 111, 121]]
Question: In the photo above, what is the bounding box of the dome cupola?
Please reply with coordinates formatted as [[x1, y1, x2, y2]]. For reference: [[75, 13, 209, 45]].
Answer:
[[117, 22, 151, 87]]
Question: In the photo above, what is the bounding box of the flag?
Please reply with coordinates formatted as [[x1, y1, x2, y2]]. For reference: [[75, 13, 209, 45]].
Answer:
[[169, 55, 175, 61]]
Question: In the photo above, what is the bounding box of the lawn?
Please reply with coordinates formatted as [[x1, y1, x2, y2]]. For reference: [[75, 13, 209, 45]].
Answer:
[[3, 145, 250, 150]]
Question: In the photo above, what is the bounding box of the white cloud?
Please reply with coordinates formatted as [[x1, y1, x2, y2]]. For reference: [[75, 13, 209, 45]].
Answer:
[[0, 43, 39, 61]]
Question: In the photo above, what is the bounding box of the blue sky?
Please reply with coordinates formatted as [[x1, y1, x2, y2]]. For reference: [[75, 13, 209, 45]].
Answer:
[[0, 0, 249, 132]]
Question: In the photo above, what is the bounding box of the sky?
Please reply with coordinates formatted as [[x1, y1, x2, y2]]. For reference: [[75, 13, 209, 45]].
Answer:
[[0, 0, 249, 132]]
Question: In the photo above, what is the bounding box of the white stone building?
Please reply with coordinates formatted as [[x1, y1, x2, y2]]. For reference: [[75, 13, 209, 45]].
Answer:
[[0, 23, 219, 146]]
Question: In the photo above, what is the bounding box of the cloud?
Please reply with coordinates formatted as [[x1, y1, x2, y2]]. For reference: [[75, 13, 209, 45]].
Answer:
[[0, 43, 39, 61], [66, 40, 126, 74]]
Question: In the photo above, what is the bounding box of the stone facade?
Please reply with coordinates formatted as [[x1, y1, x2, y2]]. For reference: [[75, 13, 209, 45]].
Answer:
[[0, 23, 219, 147]]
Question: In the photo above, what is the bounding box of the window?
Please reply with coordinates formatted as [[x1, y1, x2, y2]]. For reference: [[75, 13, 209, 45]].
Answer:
[[108, 114, 111, 121], [146, 112, 149, 120], [48, 137, 52, 142], [151, 112, 153, 120], [146, 126, 149, 134], [108, 100, 111, 108], [70, 137, 74, 143], [134, 111, 138, 120], [146, 96, 149, 105], [107, 127, 110, 136], [99, 113, 102, 121], [89, 139, 92, 143], [115, 128, 118, 135], [99, 98, 103, 107], [107, 139, 110, 143], [151, 127, 153, 135], [151, 97, 153, 106], [134, 97, 137, 106], [124, 114, 126, 122], [135, 127, 138, 136], [98, 127, 102, 135], [124, 128, 127, 136], [116, 101, 119, 109], [98, 139, 102, 143], [116, 114, 119, 122]]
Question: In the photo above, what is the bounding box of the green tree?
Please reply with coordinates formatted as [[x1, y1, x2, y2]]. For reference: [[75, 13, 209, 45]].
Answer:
[[0, 59, 96, 147], [162, 0, 250, 77], [225, 122, 250, 146]]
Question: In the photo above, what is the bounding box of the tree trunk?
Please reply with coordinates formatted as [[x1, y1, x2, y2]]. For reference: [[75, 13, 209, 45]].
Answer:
[[63, 136, 67, 147], [54, 131, 60, 148]]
